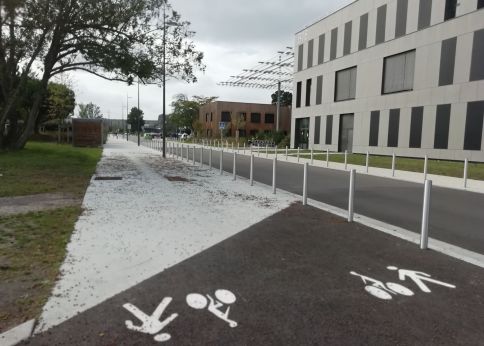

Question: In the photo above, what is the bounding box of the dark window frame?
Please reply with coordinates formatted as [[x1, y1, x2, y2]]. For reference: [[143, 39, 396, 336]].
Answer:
[[250, 112, 261, 123], [305, 78, 312, 107], [334, 66, 357, 102], [381, 49, 416, 95], [314, 116, 321, 145], [221, 111, 231, 122], [264, 113, 275, 124], [296, 81, 302, 108], [369, 111, 380, 146], [444, 0, 457, 20]]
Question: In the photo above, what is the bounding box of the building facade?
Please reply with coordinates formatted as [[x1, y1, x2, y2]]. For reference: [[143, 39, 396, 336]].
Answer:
[[199, 101, 291, 138], [292, 0, 484, 161]]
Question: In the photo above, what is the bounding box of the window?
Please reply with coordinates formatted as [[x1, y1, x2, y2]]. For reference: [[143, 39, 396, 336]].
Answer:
[[296, 81, 302, 108], [221, 111, 231, 122], [444, 0, 457, 20], [359, 13, 368, 50], [470, 29, 484, 81], [307, 39, 314, 68], [479, 0, 484, 9], [210, 112, 213, 122], [335, 66, 357, 101], [238, 112, 247, 122], [343, 21, 352, 56], [325, 115, 333, 145], [318, 34, 325, 64], [330, 28, 338, 60], [265, 113, 274, 124], [369, 111, 380, 146], [388, 109, 400, 147], [314, 116, 321, 145], [250, 130, 258, 136], [409, 107, 423, 148], [297, 44, 304, 71], [395, 0, 408, 38], [316, 75, 323, 105], [434, 104, 451, 149], [382, 50, 415, 94], [375, 5, 387, 44], [305, 78, 312, 106], [250, 113, 261, 123], [464, 101, 484, 150], [205, 113, 208, 122], [418, 0, 432, 30], [439, 37, 457, 86]]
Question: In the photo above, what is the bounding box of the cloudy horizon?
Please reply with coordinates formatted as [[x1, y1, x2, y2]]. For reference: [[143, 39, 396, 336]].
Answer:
[[66, 0, 351, 120]]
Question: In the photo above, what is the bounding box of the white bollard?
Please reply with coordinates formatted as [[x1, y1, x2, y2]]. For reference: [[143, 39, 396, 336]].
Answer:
[[192, 146, 195, 165], [186, 145, 189, 162], [250, 154, 254, 186], [285, 146, 288, 160], [463, 158, 469, 188], [200, 147, 203, 167], [302, 162, 308, 205], [344, 150, 348, 170], [297, 147, 300, 162], [420, 179, 432, 250], [365, 151, 369, 173], [243, 143, 246, 154], [424, 155, 428, 181], [265, 145, 268, 158], [258, 146, 260, 157], [348, 169, 356, 222], [310, 148, 314, 165], [250, 145, 253, 155], [220, 149, 224, 175], [232, 151, 237, 181], [232, 142, 234, 152], [392, 152, 396, 177], [209, 149, 212, 170], [326, 148, 329, 167], [272, 157, 277, 194]]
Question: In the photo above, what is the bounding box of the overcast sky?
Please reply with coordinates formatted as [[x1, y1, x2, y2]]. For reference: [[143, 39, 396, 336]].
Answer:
[[67, 0, 351, 120]]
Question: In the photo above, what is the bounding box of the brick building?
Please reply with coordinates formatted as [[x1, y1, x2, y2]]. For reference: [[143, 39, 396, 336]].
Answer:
[[199, 101, 291, 138]]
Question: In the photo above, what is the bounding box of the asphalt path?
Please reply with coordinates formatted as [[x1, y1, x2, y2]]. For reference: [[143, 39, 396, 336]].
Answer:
[[22, 204, 484, 345], [180, 147, 484, 255]]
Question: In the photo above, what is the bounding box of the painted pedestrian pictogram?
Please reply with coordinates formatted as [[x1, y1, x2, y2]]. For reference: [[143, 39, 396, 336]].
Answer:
[[186, 289, 238, 328], [123, 289, 238, 343], [351, 266, 456, 300], [123, 297, 178, 343]]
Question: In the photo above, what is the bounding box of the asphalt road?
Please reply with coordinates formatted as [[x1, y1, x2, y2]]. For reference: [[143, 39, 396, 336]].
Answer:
[[22, 204, 484, 345], [181, 147, 484, 255]]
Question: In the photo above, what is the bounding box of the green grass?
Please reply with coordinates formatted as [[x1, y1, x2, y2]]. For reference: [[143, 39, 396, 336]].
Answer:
[[291, 152, 484, 180], [0, 141, 102, 197], [0, 141, 102, 332], [0, 207, 81, 332]]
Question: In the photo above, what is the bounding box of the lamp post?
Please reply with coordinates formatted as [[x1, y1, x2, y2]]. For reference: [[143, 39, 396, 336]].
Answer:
[[126, 94, 132, 141], [137, 78, 140, 146], [161, 8, 181, 158]]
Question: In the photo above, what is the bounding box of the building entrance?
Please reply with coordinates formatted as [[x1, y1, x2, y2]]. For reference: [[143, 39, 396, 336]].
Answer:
[[338, 114, 354, 152], [295, 118, 309, 149]]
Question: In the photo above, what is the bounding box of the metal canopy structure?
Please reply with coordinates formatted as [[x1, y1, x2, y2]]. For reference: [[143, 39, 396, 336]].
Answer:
[[219, 47, 294, 131]]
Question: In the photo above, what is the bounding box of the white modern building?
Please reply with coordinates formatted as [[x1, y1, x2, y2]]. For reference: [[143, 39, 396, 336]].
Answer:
[[291, 0, 484, 162]]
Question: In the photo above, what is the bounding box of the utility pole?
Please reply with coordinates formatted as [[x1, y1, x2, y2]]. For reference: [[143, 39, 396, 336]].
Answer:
[[137, 78, 140, 146]]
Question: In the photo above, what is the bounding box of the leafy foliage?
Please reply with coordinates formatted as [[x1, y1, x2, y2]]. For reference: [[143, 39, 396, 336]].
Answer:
[[169, 94, 217, 131], [78, 102, 102, 119], [271, 90, 292, 106], [127, 107, 145, 132], [0, 0, 205, 149]]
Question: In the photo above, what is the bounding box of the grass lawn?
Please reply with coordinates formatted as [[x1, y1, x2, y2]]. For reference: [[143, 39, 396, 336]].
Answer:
[[0, 141, 102, 197], [0, 207, 81, 332], [291, 152, 484, 180], [0, 141, 101, 332]]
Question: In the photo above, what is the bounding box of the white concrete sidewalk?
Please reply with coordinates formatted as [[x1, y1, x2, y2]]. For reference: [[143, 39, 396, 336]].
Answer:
[[35, 138, 298, 332]]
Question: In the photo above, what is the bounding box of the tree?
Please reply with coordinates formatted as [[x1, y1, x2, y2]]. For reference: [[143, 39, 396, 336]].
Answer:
[[0, 0, 204, 149], [127, 107, 145, 132], [271, 90, 293, 106], [170, 94, 217, 131], [78, 103, 102, 119]]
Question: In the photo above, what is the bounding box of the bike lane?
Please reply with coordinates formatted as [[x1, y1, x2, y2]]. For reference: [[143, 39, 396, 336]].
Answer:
[[21, 204, 484, 345]]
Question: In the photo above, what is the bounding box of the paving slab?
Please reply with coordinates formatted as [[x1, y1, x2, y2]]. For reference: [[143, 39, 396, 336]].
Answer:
[[21, 204, 484, 346]]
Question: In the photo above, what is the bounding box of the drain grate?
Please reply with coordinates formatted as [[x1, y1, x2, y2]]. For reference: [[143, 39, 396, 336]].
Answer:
[[94, 176, 123, 181], [164, 175, 189, 182]]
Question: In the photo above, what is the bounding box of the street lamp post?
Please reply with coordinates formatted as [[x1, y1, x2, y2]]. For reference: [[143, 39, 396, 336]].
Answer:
[[126, 94, 132, 141], [137, 78, 140, 146], [161, 8, 181, 158]]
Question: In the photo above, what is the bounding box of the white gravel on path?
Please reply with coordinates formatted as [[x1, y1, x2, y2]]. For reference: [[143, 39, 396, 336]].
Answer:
[[35, 138, 297, 332]]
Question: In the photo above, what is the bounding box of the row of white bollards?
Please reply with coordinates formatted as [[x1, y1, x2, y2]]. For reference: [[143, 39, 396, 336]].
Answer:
[[166, 141, 436, 251]]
